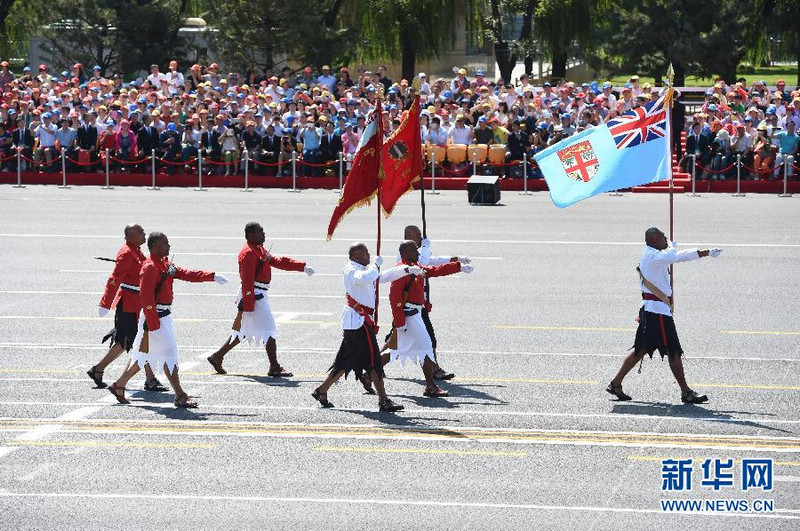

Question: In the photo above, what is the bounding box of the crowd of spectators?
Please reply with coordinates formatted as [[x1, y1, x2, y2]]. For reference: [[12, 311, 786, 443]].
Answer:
[[0, 59, 797, 180]]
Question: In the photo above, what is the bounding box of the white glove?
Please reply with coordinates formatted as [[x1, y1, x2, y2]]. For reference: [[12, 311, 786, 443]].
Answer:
[[214, 274, 229, 285], [458, 256, 472, 264], [304, 266, 315, 276], [461, 264, 474, 274], [709, 248, 723, 258], [421, 237, 430, 248], [374, 256, 383, 268], [407, 265, 423, 276], [98, 307, 109, 317]]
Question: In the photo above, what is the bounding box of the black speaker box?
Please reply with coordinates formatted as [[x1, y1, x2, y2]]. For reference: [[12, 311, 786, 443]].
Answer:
[[467, 174, 501, 205]]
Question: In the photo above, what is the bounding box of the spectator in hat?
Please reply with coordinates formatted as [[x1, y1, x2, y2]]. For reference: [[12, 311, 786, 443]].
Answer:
[[0, 122, 13, 170], [473, 116, 493, 144], [300, 116, 322, 175], [160, 122, 183, 174], [0, 61, 15, 88], [33, 111, 58, 171], [114, 119, 137, 171], [731, 122, 754, 178], [451, 68, 470, 97], [771, 119, 798, 181], [317, 65, 337, 93], [752, 123, 773, 179], [181, 113, 203, 168], [36, 64, 52, 85]]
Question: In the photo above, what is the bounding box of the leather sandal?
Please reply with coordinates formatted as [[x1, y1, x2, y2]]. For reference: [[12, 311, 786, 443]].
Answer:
[[312, 388, 334, 408], [360, 373, 376, 395], [606, 381, 632, 401], [423, 386, 449, 398], [207, 355, 227, 375], [268, 367, 293, 378], [107, 383, 129, 404], [87, 366, 107, 388], [379, 399, 404, 412], [174, 392, 198, 408]]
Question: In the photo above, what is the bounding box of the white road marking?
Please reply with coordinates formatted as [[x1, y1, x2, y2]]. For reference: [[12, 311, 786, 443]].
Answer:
[[0, 291, 342, 299], [0, 447, 19, 458], [0, 491, 795, 519], [1, 232, 798, 248], [0, 343, 797, 363], [775, 476, 800, 482], [19, 463, 53, 481], [59, 270, 342, 277], [1, 399, 800, 426], [15, 425, 61, 442], [57, 407, 103, 421]]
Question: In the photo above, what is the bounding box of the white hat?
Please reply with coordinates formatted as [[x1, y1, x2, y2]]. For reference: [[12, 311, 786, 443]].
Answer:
[[418, 72, 426, 78]]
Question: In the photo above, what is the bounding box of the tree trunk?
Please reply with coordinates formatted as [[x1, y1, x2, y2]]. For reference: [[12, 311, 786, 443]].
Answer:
[[551, 48, 567, 81], [494, 41, 515, 84], [400, 27, 416, 82], [524, 55, 533, 76], [672, 61, 686, 88]]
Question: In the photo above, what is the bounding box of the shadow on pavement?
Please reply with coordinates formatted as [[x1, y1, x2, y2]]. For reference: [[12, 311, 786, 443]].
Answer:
[[610, 401, 792, 434]]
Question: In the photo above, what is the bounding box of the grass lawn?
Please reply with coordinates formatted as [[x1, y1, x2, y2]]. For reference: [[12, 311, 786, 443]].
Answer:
[[606, 64, 798, 87]]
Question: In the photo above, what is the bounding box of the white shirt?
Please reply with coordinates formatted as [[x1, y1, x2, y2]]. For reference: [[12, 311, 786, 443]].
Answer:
[[341, 261, 406, 330], [448, 124, 472, 145], [639, 243, 700, 317]]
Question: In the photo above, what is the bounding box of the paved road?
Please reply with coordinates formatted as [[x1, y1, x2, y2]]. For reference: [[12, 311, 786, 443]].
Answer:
[[0, 185, 798, 530]]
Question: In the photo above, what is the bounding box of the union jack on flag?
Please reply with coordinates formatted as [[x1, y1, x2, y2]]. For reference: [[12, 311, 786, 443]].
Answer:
[[607, 94, 668, 150]]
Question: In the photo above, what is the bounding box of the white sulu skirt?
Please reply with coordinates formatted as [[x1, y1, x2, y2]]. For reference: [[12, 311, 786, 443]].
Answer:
[[231, 287, 276, 346], [131, 311, 179, 373], [390, 311, 434, 366]]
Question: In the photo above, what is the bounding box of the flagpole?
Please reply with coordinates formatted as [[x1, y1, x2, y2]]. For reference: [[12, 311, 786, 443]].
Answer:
[[375, 96, 384, 325], [666, 64, 675, 292]]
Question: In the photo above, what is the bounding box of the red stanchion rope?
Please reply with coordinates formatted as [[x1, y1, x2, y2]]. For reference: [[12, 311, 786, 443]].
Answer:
[[110, 156, 153, 165], [203, 158, 241, 166], [157, 157, 197, 166], [65, 156, 102, 166], [694, 162, 736, 174], [19, 154, 59, 167], [251, 158, 289, 167], [482, 160, 523, 167], [741, 165, 774, 175], [0, 153, 17, 162], [296, 159, 338, 168]]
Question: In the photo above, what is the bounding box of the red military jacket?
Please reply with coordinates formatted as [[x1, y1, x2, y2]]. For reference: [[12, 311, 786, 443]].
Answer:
[[140, 255, 214, 331], [239, 242, 306, 312], [99, 243, 146, 313], [389, 260, 461, 328]]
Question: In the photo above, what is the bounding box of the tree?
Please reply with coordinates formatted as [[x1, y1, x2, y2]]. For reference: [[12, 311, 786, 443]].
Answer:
[[484, 0, 538, 83], [534, 0, 605, 81], [754, 0, 800, 84], [207, 0, 352, 74], [38, 0, 188, 76], [356, 0, 459, 82], [591, 0, 755, 86], [0, 0, 48, 60]]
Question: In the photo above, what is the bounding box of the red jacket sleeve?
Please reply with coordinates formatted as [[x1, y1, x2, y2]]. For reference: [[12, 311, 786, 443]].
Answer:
[[269, 255, 306, 272], [423, 261, 461, 278], [239, 251, 257, 312], [99, 251, 133, 309], [140, 263, 160, 331], [174, 266, 215, 283], [389, 277, 408, 328]]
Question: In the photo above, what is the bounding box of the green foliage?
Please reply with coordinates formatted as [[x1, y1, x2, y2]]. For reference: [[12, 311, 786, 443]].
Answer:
[[589, 0, 755, 83], [37, 0, 187, 75], [207, 0, 354, 73], [0, 0, 48, 60], [355, 0, 458, 61]]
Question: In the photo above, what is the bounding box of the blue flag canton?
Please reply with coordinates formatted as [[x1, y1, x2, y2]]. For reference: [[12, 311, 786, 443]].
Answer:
[[607, 96, 668, 150]]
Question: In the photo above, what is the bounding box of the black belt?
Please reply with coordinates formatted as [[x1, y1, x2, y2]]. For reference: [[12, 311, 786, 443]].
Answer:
[[143, 309, 170, 331], [403, 308, 419, 317], [237, 293, 264, 311]]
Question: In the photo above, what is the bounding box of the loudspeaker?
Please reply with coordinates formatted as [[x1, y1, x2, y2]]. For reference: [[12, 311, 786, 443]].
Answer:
[[467, 174, 501, 205]]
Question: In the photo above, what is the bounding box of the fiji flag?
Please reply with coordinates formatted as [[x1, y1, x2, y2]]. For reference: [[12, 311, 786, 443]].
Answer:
[[534, 90, 672, 208]]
